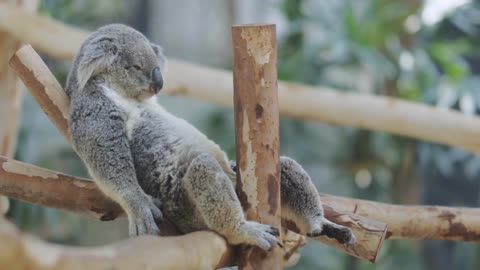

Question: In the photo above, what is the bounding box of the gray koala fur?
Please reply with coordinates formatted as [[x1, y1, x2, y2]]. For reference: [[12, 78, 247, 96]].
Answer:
[[66, 24, 355, 251]]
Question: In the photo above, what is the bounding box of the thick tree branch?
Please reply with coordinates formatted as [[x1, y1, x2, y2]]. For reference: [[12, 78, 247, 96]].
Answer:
[[0, 214, 233, 270], [9, 44, 70, 141], [2, 3, 480, 153], [321, 195, 480, 241]]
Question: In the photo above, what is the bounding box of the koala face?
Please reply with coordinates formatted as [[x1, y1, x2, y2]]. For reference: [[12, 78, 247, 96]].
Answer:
[[75, 24, 167, 100]]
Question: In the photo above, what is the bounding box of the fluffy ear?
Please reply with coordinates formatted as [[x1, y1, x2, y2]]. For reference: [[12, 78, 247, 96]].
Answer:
[[150, 42, 167, 73], [77, 36, 119, 90]]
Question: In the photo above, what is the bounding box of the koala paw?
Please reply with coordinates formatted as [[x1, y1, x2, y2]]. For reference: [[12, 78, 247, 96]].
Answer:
[[127, 195, 163, 236], [231, 221, 282, 251], [306, 219, 356, 246]]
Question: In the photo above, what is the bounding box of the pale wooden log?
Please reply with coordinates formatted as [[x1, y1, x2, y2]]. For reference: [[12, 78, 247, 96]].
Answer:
[[0, 1, 86, 60], [0, 156, 122, 220], [0, 0, 39, 214], [1, 6, 480, 153], [0, 155, 180, 235], [8, 44, 387, 263], [233, 24, 282, 269], [321, 194, 480, 241], [9, 44, 70, 141], [0, 214, 233, 270]]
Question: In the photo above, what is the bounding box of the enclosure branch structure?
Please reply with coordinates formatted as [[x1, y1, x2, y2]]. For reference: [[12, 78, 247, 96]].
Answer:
[[7, 44, 388, 263], [233, 24, 282, 269], [8, 44, 480, 259], [1, 5, 479, 269], [0, 0, 39, 214], [2, 3, 480, 153]]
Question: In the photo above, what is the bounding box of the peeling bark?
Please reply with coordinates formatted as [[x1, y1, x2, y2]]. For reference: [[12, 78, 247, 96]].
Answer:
[[233, 24, 282, 269]]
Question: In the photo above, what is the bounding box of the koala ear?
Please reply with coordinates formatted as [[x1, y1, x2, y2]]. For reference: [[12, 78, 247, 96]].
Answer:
[[150, 43, 167, 72], [77, 36, 119, 90]]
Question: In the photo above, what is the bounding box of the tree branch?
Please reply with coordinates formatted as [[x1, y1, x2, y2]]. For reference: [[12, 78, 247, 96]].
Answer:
[[0, 214, 233, 270], [9, 44, 70, 141], [321, 195, 480, 241], [2, 3, 480, 153]]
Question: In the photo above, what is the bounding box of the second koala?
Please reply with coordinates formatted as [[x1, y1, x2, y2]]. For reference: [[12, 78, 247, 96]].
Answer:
[[66, 24, 355, 251]]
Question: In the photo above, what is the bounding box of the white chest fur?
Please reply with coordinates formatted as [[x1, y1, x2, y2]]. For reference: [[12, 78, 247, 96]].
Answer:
[[101, 85, 232, 174], [101, 85, 143, 140]]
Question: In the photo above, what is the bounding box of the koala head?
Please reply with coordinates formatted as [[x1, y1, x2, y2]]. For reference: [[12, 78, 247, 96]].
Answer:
[[74, 24, 166, 100]]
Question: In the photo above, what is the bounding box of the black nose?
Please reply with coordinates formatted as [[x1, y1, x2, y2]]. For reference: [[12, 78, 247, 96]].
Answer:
[[151, 67, 163, 93]]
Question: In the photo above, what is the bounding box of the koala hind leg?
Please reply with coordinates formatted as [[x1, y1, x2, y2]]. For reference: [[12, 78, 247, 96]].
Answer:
[[182, 153, 281, 251], [280, 156, 356, 245]]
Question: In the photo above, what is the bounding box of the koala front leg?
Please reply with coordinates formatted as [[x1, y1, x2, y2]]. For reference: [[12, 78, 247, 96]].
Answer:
[[70, 108, 163, 236], [182, 153, 281, 251], [280, 157, 356, 245]]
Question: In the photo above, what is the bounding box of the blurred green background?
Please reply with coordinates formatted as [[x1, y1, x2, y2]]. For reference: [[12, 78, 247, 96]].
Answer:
[[5, 0, 480, 269]]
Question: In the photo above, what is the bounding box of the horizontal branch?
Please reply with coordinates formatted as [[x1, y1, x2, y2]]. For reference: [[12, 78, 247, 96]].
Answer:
[[321, 195, 480, 241], [0, 1, 86, 60], [0, 214, 233, 270], [5, 154, 469, 243], [2, 3, 480, 153]]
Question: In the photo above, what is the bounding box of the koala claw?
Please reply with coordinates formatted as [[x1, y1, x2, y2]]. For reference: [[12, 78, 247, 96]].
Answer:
[[127, 195, 163, 237], [268, 226, 280, 237], [150, 197, 164, 224], [233, 221, 282, 251]]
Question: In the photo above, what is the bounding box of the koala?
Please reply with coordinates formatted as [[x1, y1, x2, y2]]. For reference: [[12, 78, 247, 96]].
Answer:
[[66, 24, 355, 251]]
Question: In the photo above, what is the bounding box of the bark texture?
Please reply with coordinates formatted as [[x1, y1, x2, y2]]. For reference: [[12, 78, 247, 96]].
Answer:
[[233, 24, 282, 269], [321, 195, 480, 241]]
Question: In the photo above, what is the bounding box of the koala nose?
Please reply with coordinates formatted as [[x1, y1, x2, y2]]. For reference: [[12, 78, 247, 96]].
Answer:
[[150, 67, 163, 93]]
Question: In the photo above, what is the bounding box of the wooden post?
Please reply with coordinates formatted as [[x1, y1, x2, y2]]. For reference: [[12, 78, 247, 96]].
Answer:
[[233, 24, 282, 269], [0, 0, 38, 214]]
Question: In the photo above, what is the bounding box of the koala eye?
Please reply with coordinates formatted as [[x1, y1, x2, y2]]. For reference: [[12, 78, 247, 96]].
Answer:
[[124, 65, 143, 71]]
